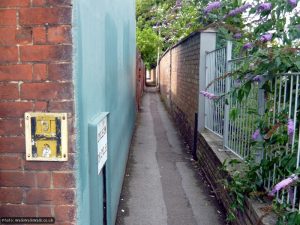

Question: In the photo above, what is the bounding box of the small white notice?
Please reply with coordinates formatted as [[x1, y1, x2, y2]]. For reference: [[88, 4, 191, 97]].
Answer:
[[97, 116, 108, 174]]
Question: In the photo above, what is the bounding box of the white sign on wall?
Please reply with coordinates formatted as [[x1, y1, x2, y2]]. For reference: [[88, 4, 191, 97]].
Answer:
[[97, 116, 108, 174]]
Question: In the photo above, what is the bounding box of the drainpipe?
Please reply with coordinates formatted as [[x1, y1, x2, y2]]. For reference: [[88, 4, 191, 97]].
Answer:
[[193, 112, 199, 161]]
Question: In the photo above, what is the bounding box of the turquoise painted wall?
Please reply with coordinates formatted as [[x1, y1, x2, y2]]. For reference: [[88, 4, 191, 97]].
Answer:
[[73, 0, 136, 224]]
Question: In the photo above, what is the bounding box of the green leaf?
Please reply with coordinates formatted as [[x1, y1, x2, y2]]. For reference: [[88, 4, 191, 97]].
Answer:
[[295, 61, 300, 70], [243, 81, 251, 97], [229, 159, 241, 165], [295, 214, 300, 225], [230, 108, 238, 120], [237, 89, 244, 102], [275, 57, 281, 67], [287, 212, 297, 225]]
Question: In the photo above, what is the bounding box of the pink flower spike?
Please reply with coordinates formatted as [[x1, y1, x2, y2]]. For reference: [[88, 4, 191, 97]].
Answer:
[[243, 42, 253, 50], [233, 33, 242, 39], [288, 0, 297, 8], [200, 91, 209, 97], [288, 119, 295, 136], [207, 93, 214, 99], [260, 33, 273, 42], [269, 174, 298, 196], [204, 1, 221, 14], [227, 3, 252, 17], [252, 129, 260, 140], [252, 75, 262, 82], [257, 2, 272, 12], [200, 90, 219, 100]]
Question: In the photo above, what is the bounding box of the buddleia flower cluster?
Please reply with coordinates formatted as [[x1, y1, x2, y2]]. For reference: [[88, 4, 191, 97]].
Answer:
[[227, 3, 252, 17], [204, 1, 221, 14], [199, 91, 219, 100]]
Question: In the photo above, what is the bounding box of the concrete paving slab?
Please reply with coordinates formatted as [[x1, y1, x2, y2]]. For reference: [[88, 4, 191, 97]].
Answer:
[[115, 91, 225, 225]]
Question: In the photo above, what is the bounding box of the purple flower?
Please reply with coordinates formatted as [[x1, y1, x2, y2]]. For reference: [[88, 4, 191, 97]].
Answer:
[[288, 119, 295, 136], [207, 93, 214, 99], [288, 0, 297, 8], [252, 75, 262, 82], [175, 0, 182, 8], [233, 33, 242, 39], [243, 42, 253, 50], [269, 174, 298, 196], [200, 91, 219, 100], [227, 3, 252, 17], [260, 33, 272, 42], [234, 79, 242, 88], [252, 129, 260, 140], [257, 2, 272, 12], [204, 1, 221, 14]]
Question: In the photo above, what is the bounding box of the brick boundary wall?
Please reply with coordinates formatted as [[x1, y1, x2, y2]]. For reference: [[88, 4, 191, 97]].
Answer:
[[159, 50, 171, 108], [0, 1, 76, 224], [158, 31, 276, 225], [158, 32, 200, 149], [136, 51, 145, 111]]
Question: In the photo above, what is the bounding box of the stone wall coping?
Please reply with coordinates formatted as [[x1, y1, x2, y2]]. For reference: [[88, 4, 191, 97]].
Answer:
[[159, 31, 200, 61]]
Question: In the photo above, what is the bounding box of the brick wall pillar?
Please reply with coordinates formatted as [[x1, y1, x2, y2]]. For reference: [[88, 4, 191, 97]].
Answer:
[[0, 1, 76, 224], [198, 29, 217, 132]]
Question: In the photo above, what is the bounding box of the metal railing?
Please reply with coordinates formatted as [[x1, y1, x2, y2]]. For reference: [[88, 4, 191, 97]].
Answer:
[[223, 57, 259, 160], [205, 47, 226, 137], [263, 73, 300, 211], [204, 41, 300, 211]]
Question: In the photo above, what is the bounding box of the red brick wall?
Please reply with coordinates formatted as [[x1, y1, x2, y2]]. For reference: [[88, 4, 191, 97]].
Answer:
[[136, 51, 145, 111], [0, 1, 76, 224], [159, 32, 200, 148], [159, 51, 171, 107]]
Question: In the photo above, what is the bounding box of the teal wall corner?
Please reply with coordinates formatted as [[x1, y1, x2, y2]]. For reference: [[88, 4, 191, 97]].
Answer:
[[72, 0, 136, 224]]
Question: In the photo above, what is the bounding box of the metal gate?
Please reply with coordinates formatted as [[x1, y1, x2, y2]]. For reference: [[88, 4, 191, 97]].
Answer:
[[204, 42, 258, 160], [204, 47, 227, 137]]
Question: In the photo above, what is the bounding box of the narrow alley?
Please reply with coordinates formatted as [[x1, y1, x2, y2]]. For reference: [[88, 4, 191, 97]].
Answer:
[[116, 89, 225, 225], [0, 1, 299, 225]]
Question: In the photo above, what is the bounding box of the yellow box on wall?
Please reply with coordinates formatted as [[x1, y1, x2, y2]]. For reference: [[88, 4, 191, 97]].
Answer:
[[36, 140, 57, 158], [25, 112, 68, 161], [35, 116, 57, 137]]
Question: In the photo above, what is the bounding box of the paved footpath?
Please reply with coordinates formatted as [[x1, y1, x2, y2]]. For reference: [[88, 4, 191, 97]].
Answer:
[[115, 90, 225, 225]]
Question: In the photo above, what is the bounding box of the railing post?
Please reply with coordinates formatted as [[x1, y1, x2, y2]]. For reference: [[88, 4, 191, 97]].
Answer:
[[198, 28, 217, 132], [193, 112, 198, 161], [223, 41, 232, 148], [255, 78, 266, 162], [258, 79, 265, 116]]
